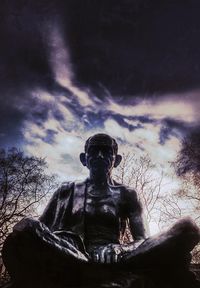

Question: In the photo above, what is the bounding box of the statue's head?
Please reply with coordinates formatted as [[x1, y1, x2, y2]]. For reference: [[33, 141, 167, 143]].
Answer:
[[80, 133, 122, 179]]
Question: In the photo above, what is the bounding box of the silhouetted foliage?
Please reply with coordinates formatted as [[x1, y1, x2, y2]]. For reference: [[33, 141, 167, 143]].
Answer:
[[176, 132, 200, 176], [175, 134, 200, 263]]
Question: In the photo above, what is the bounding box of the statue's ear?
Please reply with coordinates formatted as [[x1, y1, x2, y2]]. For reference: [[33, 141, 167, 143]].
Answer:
[[114, 154, 122, 167], [80, 153, 87, 166]]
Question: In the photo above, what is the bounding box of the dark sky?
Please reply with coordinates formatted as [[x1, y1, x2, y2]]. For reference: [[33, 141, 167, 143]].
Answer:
[[0, 0, 200, 156], [2, 0, 200, 94], [65, 0, 200, 95]]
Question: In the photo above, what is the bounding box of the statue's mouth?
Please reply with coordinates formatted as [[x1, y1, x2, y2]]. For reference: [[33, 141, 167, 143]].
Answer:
[[91, 158, 109, 168]]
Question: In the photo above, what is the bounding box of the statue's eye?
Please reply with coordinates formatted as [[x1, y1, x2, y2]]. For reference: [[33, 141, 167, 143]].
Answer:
[[102, 147, 113, 155], [88, 146, 99, 155], [88, 146, 113, 156]]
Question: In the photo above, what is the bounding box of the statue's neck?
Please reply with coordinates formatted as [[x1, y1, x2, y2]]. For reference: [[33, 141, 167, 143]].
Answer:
[[88, 173, 113, 188]]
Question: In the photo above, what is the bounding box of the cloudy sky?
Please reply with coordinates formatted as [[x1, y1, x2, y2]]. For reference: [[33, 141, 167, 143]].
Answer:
[[1, 0, 200, 185]]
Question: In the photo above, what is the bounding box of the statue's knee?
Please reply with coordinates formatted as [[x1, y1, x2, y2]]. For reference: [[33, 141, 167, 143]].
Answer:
[[2, 219, 41, 265], [3, 230, 21, 251], [2, 230, 40, 281], [181, 218, 200, 243], [2, 231, 23, 268], [171, 217, 200, 250], [13, 217, 40, 233]]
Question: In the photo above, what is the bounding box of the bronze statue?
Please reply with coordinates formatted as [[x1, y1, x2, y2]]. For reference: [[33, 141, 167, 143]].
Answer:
[[2, 133, 200, 288]]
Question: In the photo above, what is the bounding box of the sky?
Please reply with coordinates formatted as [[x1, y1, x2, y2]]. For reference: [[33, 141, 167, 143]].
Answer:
[[1, 0, 200, 233]]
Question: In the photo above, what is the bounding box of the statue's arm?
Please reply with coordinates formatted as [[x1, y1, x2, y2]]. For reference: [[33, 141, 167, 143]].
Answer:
[[39, 182, 73, 230], [39, 187, 61, 228], [126, 188, 149, 240]]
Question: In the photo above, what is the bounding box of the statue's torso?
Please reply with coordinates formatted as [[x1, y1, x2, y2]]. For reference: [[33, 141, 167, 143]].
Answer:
[[84, 183, 122, 246]]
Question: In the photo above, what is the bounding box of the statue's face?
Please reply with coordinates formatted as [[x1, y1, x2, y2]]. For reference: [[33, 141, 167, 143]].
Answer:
[[80, 134, 122, 180], [86, 144, 116, 176]]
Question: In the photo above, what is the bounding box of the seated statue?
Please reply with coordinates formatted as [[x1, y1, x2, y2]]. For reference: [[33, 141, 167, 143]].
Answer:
[[2, 133, 200, 288]]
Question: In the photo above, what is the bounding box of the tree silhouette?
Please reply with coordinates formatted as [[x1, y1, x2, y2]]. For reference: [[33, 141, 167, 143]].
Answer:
[[174, 133, 200, 263], [0, 147, 57, 254]]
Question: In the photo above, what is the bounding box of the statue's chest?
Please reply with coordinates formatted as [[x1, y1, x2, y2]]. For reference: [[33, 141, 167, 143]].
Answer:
[[85, 185, 121, 218]]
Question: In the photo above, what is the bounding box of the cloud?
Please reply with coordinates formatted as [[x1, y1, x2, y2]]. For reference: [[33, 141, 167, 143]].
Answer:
[[107, 95, 196, 122], [47, 22, 95, 107]]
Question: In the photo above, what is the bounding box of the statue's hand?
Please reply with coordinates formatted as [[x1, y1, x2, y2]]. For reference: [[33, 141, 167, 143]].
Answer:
[[91, 244, 123, 264]]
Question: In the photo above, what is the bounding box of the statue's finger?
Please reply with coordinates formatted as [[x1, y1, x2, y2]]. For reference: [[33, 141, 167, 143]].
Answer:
[[95, 253, 100, 262], [112, 252, 118, 263], [99, 248, 106, 263], [92, 251, 99, 262], [105, 251, 112, 264]]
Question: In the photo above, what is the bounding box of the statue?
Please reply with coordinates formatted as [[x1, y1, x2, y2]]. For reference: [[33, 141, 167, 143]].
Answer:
[[2, 133, 200, 288]]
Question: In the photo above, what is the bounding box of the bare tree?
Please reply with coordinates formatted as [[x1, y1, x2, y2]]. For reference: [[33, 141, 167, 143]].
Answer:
[[0, 148, 58, 251], [156, 194, 184, 228], [113, 152, 168, 243], [113, 153, 164, 223]]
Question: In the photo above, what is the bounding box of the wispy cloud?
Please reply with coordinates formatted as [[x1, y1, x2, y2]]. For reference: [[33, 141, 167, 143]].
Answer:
[[47, 21, 95, 107]]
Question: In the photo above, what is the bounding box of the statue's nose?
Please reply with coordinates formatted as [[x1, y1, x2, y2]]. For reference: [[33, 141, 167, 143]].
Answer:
[[97, 150, 104, 158]]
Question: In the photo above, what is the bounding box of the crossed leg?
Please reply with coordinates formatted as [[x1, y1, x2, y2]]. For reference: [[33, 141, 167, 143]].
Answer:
[[2, 218, 88, 288]]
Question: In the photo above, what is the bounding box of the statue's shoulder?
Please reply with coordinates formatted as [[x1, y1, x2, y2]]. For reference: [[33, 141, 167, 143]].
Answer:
[[73, 179, 87, 188], [57, 181, 75, 198], [111, 180, 139, 206], [112, 179, 137, 195], [60, 181, 74, 190], [58, 179, 87, 198]]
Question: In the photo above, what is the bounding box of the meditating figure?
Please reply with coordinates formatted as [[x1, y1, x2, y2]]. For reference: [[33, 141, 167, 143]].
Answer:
[[2, 133, 200, 288]]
